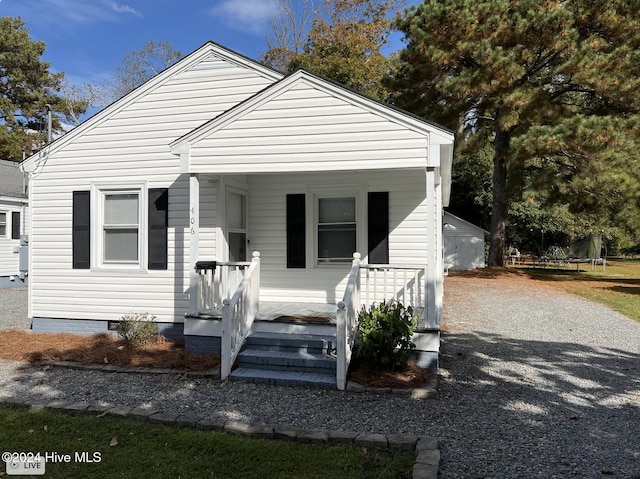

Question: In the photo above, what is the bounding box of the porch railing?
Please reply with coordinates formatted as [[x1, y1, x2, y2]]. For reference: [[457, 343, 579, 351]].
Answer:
[[360, 263, 426, 318], [195, 260, 251, 314], [221, 252, 261, 380], [336, 253, 427, 390], [336, 253, 361, 390]]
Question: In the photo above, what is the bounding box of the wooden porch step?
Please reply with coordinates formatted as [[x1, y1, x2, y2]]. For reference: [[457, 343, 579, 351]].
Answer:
[[229, 368, 336, 389]]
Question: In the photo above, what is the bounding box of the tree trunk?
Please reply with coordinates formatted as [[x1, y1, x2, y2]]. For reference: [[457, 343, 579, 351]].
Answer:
[[488, 130, 509, 267]]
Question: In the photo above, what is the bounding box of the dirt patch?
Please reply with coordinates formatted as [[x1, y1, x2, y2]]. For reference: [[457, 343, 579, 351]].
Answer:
[[347, 358, 433, 389], [0, 330, 219, 372]]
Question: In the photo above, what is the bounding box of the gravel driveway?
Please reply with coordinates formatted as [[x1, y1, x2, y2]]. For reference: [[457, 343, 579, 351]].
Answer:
[[1, 277, 639, 478]]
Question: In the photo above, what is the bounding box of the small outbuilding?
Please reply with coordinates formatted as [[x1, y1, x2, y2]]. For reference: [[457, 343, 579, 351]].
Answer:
[[443, 212, 487, 270], [0, 160, 28, 280]]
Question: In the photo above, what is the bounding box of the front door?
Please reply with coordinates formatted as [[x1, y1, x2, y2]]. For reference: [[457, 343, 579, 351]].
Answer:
[[227, 190, 247, 262]]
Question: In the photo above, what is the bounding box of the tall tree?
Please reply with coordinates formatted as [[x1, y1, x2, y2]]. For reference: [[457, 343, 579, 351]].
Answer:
[[388, 0, 640, 265], [0, 17, 86, 160], [111, 40, 183, 100], [261, 0, 319, 72], [275, 0, 401, 100]]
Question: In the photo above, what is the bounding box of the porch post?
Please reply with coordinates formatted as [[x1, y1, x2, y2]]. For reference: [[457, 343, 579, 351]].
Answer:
[[434, 170, 444, 327], [425, 168, 438, 329], [188, 173, 200, 316]]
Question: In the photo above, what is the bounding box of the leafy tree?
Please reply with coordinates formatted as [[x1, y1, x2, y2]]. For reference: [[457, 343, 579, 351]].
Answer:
[[273, 0, 401, 100], [0, 17, 86, 160], [110, 40, 183, 100], [388, 0, 640, 265]]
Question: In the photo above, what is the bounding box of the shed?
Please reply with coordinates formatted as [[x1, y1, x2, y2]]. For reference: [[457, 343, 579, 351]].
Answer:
[[443, 212, 487, 270]]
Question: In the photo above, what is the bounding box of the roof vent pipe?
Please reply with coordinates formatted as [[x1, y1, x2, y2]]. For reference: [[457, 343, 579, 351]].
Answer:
[[44, 104, 52, 144]]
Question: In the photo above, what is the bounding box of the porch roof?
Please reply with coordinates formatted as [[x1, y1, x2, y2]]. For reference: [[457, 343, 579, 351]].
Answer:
[[170, 69, 454, 184]]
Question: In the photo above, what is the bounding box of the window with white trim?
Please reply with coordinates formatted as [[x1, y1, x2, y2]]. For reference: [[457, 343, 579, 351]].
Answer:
[[95, 185, 145, 268], [0, 212, 6, 237], [316, 196, 357, 264]]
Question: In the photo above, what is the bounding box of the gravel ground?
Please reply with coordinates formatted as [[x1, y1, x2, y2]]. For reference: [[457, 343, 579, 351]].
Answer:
[[1, 279, 639, 478]]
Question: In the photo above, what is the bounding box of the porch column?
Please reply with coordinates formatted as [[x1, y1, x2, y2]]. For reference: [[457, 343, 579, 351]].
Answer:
[[425, 168, 438, 329], [188, 173, 200, 316], [434, 170, 444, 327]]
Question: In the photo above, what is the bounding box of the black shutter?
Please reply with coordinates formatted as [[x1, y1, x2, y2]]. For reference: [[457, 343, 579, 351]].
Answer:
[[11, 211, 20, 239], [286, 194, 306, 268], [72, 191, 91, 269], [368, 192, 389, 264], [148, 188, 169, 270]]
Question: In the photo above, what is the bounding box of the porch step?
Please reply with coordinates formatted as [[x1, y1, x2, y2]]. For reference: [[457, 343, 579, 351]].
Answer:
[[237, 348, 336, 372], [229, 368, 336, 389], [229, 332, 337, 389], [245, 332, 336, 354]]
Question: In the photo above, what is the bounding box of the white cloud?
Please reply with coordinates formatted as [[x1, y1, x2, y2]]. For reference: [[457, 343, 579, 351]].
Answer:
[[105, 1, 143, 18], [209, 0, 279, 35], [7, 0, 143, 25]]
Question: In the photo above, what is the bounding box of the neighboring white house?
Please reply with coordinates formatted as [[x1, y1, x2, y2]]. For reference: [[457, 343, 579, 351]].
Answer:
[[22, 42, 454, 389], [443, 212, 487, 270], [0, 160, 28, 280]]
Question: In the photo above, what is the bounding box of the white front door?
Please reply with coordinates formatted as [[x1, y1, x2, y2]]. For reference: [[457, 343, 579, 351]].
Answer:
[[227, 190, 247, 262]]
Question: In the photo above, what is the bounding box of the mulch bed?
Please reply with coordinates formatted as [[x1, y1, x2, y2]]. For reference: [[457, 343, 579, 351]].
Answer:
[[0, 330, 219, 372], [347, 358, 433, 389]]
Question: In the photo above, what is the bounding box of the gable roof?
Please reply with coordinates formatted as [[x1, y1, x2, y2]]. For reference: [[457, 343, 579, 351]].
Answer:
[[171, 68, 454, 155], [22, 41, 283, 171], [0, 160, 27, 199]]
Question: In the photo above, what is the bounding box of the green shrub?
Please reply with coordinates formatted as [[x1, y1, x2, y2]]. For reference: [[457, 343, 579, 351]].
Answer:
[[353, 300, 418, 369], [116, 312, 158, 346]]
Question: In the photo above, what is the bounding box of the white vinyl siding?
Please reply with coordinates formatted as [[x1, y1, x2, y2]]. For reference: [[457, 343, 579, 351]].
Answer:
[[187, 79, 429, 173], [28, 46, 276, 323], [246, 170, 429, 303]]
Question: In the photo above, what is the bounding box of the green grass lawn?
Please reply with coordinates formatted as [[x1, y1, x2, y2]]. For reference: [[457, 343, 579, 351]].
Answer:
[[518, 258, 640, 322], [0, 405, 414, 479]]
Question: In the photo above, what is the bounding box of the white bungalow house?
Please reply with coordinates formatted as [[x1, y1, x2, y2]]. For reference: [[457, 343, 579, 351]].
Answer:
[[0, 159, 28, 283], [22, 42, 454, 389]]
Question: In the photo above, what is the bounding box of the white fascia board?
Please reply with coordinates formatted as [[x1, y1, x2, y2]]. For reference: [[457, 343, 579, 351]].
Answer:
[[22, 42, 283, 171]]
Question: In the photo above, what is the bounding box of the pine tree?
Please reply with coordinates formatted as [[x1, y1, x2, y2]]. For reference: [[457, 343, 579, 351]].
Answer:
[[0, 17, 86, 160], [388, 0, 640, 264]]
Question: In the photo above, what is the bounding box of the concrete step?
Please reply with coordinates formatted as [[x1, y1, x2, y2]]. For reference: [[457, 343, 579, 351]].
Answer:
[[245, 332, 336, 354], [237, 348, 336, 372], [229, 367, 336, 389]]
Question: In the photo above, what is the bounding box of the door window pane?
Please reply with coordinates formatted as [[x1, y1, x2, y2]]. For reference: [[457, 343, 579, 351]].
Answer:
[[227, 192, 245, 230]]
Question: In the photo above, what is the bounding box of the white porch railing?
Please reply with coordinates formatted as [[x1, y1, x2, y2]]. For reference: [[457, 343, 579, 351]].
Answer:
[[195, 260, 251, 314], [336, 253, 427, 390], [336, 253, 361, 391], [360, 263, 426, 320], [220, 252, 261, 380]]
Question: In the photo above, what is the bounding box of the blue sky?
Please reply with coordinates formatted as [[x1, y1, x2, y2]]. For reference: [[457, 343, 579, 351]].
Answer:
[[1, 0, 417, 121]]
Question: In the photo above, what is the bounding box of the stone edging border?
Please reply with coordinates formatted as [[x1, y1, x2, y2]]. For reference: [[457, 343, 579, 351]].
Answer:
[[0, 394, 439, 479], [38, 360, 438, 399]]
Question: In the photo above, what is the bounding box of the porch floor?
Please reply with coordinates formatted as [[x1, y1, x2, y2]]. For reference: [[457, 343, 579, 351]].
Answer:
[[193, 301, 338, 322]]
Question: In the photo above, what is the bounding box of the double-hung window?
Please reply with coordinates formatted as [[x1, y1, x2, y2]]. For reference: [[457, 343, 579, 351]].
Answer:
[[0, 212, 6, 237], [316, 196, 357, 264], [100, 189, 143, 266]]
